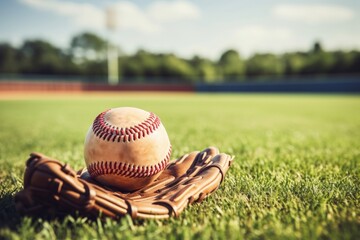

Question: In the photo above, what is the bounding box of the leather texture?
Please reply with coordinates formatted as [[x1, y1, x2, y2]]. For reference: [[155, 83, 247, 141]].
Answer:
[[15, 147, 233, 219]]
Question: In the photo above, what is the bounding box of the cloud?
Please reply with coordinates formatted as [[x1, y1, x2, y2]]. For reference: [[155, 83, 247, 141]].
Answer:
[[272, 4, 354, 24], [231, 25, 303, 56], [21, 0, 104, 28], [147, 0, 200, 22], [236, 25, 292, 40], [20, 0, 200, 34], [112, 2, 159, 33]]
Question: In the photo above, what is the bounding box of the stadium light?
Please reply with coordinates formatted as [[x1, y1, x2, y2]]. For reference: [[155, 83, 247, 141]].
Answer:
[[106, 7, 119, 85]]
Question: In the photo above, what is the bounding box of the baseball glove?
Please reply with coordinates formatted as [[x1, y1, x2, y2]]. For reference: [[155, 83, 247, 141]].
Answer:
[[15, 147, 233, 219]]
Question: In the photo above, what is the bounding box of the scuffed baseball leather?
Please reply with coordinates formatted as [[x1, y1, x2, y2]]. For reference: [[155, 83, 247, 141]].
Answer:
[[15, 147, 233, 219]]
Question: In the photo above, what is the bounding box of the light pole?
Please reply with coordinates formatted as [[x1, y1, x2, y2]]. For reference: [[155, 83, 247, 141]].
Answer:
[[106, 7, 119, 85]]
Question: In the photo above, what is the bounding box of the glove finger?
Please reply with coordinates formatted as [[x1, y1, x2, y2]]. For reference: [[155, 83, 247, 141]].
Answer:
[[157, 153, 233, 210], [14, 189, 44, 215], [184, 146, 220, 177], [157, 146, 219, 181], [129, 147, 221, 198], [157, 151, 199, 180], [133, 151, 233, 218]]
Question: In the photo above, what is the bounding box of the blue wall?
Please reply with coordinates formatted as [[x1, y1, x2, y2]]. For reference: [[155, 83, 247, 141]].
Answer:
[[196, 76, 360, 93]]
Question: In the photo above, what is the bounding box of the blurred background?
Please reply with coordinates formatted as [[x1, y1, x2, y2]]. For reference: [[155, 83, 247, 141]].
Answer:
[[0, 0, 359, 92]]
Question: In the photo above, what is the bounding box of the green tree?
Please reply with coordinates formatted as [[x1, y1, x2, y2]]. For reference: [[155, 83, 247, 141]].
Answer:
[[312, 41, 323, 54], [350, 51, 360, 73], [331, 50, 357, 73], [121, 51, 196, 82], [283, 52, 307, 75], [303, 42, 336, 74], [159, 54, 195, 82], [191, 56, 219, 83], [70, 32, 107, 61], [0, 43, 19, 73], [134, 50, 161, 78], [246, 53, 284, 76], [120, 55, 144, 81], [70, 32, 109, 77], [218, 49, 245, 81], [19, 39, 67, 74]]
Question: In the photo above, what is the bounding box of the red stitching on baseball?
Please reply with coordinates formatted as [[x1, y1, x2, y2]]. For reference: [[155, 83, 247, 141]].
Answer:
[[92, 110, 161, 142], [88, 146, 172, 178]]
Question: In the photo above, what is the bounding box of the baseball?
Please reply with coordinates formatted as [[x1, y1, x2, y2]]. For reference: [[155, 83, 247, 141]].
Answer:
[[84, 107, 172, 191]]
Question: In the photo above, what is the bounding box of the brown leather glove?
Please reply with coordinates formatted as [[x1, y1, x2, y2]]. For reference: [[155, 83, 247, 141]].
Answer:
[[15, 147, 233, 219]]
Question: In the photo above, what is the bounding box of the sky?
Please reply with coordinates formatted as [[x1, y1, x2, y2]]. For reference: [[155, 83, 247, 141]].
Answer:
[[0, 0, 359, 59]]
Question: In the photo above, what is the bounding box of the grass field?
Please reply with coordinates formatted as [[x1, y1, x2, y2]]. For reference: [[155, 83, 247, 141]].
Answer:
[[0, 93, 359, 239]]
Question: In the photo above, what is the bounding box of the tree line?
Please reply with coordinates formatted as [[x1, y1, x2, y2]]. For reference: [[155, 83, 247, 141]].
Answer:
[[0, 32, 359, 83]]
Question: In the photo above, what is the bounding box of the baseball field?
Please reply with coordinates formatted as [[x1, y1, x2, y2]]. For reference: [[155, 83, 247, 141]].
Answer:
[[0, 93, 359, 239]]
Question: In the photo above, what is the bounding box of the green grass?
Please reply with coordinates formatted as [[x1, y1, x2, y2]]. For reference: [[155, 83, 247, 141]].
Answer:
[[0, 94, 359, 240]]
